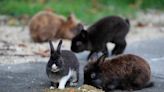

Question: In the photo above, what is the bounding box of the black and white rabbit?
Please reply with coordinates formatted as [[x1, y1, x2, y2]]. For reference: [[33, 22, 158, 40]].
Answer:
[[46, 40, 79, 89]]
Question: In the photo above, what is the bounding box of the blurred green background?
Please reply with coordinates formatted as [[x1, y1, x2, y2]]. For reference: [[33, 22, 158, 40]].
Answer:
[[0, 0, 164, 24]]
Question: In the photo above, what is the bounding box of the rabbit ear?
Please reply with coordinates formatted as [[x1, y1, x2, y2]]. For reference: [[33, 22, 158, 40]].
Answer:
[[77, 23, 84, 31], [96, 54, 106, 65], [49, 40, 55, 54], [72, 23, 84, 35], [80, 29, 88, 39], [67, 13, 76, 21], [57, 40, 62, 54]]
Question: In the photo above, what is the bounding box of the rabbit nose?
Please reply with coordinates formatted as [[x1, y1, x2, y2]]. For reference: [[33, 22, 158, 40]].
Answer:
[[52, 64, 58, 69]]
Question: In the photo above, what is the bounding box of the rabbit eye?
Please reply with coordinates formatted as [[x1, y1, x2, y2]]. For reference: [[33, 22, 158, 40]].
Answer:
[[84, 66, 88, 71], [55, 61, 60, 66], [91, 73, 96, 79], [76, 41, 82, 46]]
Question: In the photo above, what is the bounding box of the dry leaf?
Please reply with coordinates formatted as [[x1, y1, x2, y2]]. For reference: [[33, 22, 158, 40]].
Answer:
[[18, 43, 27, 48], [136, 22, 147, 27]]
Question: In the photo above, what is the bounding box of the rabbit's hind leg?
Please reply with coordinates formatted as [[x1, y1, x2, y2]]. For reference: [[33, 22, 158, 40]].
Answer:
[[69, 70, 78, 87], [58, 69, 73, 89]]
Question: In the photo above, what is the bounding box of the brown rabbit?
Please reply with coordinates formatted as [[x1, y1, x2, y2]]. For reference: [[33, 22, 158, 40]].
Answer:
[[29, 9, 65, 42], [29, 9, 81, 42], [84, 54, 153, 92]]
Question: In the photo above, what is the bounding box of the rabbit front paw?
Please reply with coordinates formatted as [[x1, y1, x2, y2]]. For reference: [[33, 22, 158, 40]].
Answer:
[[49, 86, 55, 89], [70, 81, 78, 86]]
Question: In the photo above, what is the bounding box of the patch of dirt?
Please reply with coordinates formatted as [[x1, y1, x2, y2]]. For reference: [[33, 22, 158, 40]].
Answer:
[[44, 85, 104, 92]]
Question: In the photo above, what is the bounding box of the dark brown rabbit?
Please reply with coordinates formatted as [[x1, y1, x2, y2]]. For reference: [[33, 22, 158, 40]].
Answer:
[[84, 54, 153, 92], [71, 16, 130, 60]]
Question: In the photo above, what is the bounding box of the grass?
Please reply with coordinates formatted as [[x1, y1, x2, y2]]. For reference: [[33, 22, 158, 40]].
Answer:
[[0, 0, 164, 24]]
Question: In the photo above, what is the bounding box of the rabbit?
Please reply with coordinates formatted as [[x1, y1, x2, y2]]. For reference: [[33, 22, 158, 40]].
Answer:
[[71, 16, 130, 60], [84, 54, 153, 92], [29, 9, 81, 42], [29, 9, 65, 42], [46, 40, 79, 89]]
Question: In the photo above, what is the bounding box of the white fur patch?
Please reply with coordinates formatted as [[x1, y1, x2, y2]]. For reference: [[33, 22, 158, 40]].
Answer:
[[52, 64, 57, 70], [91, 72, 96, 79], [69, 70, 78, 86], [49, 86, 55, 89], [58, 68, 74, 89]]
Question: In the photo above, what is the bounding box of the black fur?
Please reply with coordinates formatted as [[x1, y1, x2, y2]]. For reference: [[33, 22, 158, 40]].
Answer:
[[46, 40, 79, 88], [71, 16, 130, 60]]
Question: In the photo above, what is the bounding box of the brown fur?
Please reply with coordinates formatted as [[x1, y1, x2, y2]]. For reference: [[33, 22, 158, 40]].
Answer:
[[84, 54, 153, 91], [29, 10, 80, 42], [56, 13, 80, 40], [29, 10, 65, 42]]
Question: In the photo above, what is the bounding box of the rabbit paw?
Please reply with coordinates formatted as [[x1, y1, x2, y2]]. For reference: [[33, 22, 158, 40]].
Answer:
[[49, 86, 55, 89], [58, 86, 65, 89], [70, 81, 78, 86]]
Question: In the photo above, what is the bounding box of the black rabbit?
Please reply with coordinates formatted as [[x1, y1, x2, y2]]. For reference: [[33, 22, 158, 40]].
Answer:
[[71, 16, 130, 60], [46, 40, 79, 89], [84, 54, 153, 92]]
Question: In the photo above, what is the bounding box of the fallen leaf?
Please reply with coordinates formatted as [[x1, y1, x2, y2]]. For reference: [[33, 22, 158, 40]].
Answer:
[[136, 22, 147, 27], [18, 43, 27, 48]]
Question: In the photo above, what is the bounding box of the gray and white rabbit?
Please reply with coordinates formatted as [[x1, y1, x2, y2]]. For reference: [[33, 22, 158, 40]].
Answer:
[[46, 40, 79, 89]]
